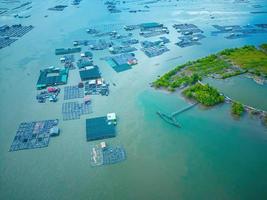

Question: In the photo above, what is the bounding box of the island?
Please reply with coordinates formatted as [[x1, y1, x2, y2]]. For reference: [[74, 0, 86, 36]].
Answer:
[[153, 44, 267, 125]]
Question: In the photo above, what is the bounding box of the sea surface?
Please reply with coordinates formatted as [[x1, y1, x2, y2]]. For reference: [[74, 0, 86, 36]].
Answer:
[[0, 0, 267, 199]]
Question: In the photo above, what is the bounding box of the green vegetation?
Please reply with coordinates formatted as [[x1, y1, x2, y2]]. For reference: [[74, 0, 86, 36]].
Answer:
[[153, 44, 267, 90], [153, 55, 229, 89], [263, 115, 267, 126], [221, 45, 267, 76], [260, 43, 267, 52], [182, 83, 224, 106], [221, 70, 247, 79], [231, 102, 245, 117]]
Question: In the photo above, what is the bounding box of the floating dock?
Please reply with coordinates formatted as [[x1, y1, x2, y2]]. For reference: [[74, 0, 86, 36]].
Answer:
[[157, 103, 198, 128]]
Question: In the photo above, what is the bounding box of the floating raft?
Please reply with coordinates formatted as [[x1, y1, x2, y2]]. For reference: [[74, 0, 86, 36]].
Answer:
[[64, 85, 84, 100], [0, 24, 34, 38], [90, 143, 126, 167], [9, 119, 59, 152], [0, 37, 17, 49], [62, 102, 92, 121], [84, 80, 109, 96]]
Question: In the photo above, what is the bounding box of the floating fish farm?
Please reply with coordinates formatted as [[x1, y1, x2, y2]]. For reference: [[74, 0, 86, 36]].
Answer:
[[77, 57, 93, 69], [124, 22, 169, 38], [0, 37, 17, 49], [109, 45, 137, 54], [36, 87, 61, 103], [176, 34, 206, 48], [121, 39, 139, 46], [141, 36, 170, 48], [86, 116, 116, 141], [36, 67, 69, 90], [89, 39, 113, 50], [55, 47, 81, 55], [79, 66, 101, 81], [84, 80, 109, 96], [61, 54, 76, 70], [211, 24, 267, 39], [173, 23, 204, 35], [142, 45, 169, 57], [141, 37, 170, 57], [62, 102, 92, 121], [90, 143, 126, 167], [9, 119, 59, 152], [0, 24, 34, 37], [105, 53, 138, 72], [64, 85, 84, 100], [0, 24, 33, 49]]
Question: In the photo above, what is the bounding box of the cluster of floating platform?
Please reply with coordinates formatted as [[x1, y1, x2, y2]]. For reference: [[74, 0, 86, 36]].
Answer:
[[173, 23, 203, 35], [73, 39, 113, 50], [104, 1, 121, 13], [60, 54, 76, 70], [87, 113, 126, 167], [86, 113, 117, 141], [36, 87, 61, 103], [121, 38, 139, 46], [84, 79, 109, 96], [9, 119, 59, 152], [62, 101, 92, 121], [109, 45, 137, 54], [105, 53, 138, 72], [0, 37, 17, 49], [124, 22, 169, 38], [0, 24, 33, 37], [36, 66, 69, 90], [90, 142, 126, 167], [173, 23, 206, 47], [212, 24, 267, 39], [141, 37, 170, 57], [79, 65, 101, 81], [77, 57, 93, 69], [176, 34, 206, 48], [64, 85, 84, 100], [0, 24, 33, 49]]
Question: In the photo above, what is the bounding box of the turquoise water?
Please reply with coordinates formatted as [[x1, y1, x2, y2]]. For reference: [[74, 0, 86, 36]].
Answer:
[[0, 0, 267, 199]]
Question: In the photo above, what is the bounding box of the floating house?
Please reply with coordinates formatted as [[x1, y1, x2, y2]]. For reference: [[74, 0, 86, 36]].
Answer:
[[36, 67, 69, 90], [77, 57, 93, 69], [81, 51, 93, 58], [86, 113, 117, 141], [79, 66, 101, 81], [106, 53, 137, 72]]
